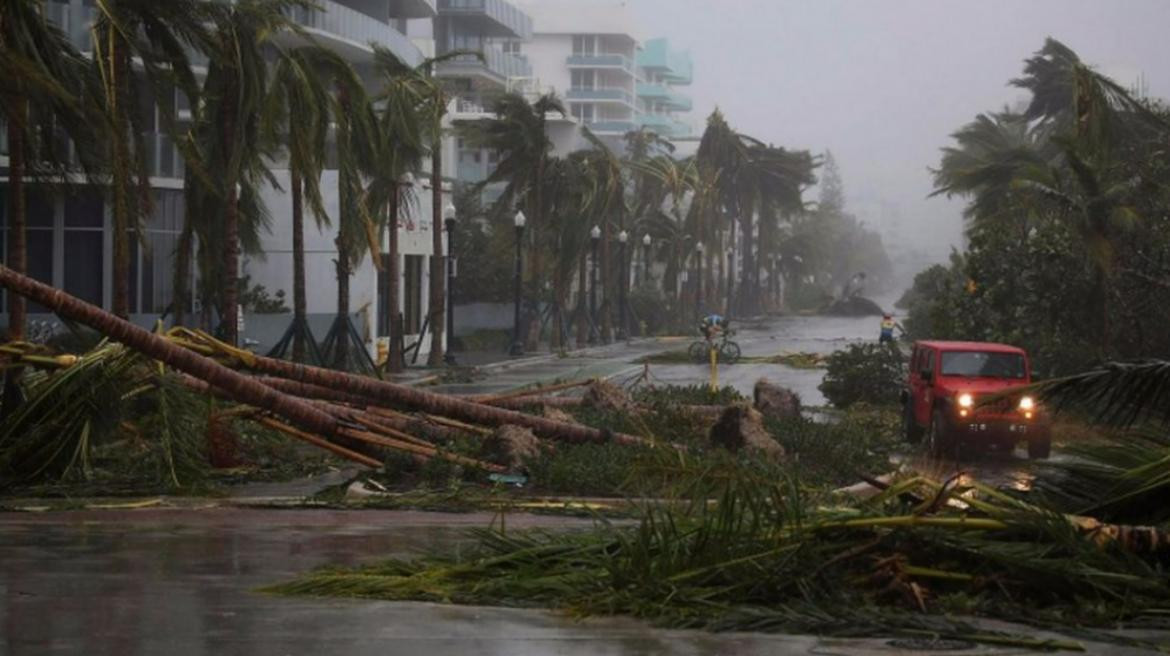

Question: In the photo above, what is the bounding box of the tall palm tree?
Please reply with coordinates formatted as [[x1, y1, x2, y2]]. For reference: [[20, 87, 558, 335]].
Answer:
[[362, 46, 426, 373], [1, 0, 99, 340], [185, 0, 308, 346], [263, 46, 354, 362], [91, 0, 212, 320], [459, 92, 565, 346]]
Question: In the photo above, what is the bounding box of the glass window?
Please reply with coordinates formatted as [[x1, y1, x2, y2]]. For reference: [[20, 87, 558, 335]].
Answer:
[[571, 69, 595, 89], [922, 349, 934, 374], [572, 35, 596, 55], [27, 191, 54, 228], [64, 193, 103, 228], [404, 255, 422, 334], [21, 229, 54, 313], [940, 351, 1026, 379], [63, 230, 103, 305]]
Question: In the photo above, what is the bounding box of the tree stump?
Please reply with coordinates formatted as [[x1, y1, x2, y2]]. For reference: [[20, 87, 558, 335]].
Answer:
[[708, 405, 785, 459], [753, 379, 802, 421]]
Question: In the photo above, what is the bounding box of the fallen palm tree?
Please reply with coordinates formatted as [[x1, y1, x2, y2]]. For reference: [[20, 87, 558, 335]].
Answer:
[[0, 266, 670, 487]]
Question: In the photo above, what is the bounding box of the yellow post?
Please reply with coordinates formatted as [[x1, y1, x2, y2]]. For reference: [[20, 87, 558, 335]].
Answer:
[[709, 343, 718, 392]]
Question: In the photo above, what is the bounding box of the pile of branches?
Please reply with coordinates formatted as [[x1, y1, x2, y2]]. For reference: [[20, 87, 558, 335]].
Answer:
[[0, 267, 679, 489], [269, 465, 1170, 650]]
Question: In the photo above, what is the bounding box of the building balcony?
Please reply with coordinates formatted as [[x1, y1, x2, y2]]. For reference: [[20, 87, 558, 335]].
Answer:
[[584, 120, 637, 135], [437, 0, 533, 39], [287, 0, 424, 66], [393, 0, 439, 19], [567, 87, 635, 108], [437, 47, 531, 85], [566, 54, 636, 76], [637, 83, 692, 112], [637, 38, 693, 85]]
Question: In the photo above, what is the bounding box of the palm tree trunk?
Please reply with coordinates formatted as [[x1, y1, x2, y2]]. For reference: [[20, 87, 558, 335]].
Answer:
[[426, 137, 445, 366], [0, 264, 339, 436], [740, 211, 755, 315], [220, 81, 240, 347], [600, 220, 612, 343], [108, 44, 132, 320], [222, 182, 240, 346], [334, 236, 350, 368], [386, 186, 403, 373], [5, 109, 27, 341], [173, 221, 192, 327], [291, 169, 307, 362]]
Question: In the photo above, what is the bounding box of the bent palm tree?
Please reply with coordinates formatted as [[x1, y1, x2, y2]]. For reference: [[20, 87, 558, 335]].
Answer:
[[1, 0, 100, 339]]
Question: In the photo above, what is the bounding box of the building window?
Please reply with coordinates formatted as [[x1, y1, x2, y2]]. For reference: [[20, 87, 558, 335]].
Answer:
[[571, 103, 595, 122], [501, 41, 521, 56], [572, 35, 596, 56], [63, 192, 104, 306], [131, 190, 188, 314], [403, 255, 423, 335], [570, 69, 595, 90]]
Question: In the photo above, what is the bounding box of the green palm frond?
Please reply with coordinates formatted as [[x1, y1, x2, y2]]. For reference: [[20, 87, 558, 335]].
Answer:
[[1035, 359, 1170, 427]]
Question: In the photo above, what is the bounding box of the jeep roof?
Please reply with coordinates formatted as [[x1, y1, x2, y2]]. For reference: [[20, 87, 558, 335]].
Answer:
[[914, 340, 1026, 355]]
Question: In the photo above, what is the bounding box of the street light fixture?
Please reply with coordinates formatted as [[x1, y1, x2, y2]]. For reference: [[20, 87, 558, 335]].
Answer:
[[641, 234, 652, 287], [617, 230, 629, 341], [443, 202, 457, 364], [509, 210, 527, 356], [589, 225, 601, 344]]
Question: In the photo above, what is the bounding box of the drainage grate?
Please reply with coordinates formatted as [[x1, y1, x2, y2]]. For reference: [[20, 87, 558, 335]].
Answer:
[[886, 637, 977, 651]]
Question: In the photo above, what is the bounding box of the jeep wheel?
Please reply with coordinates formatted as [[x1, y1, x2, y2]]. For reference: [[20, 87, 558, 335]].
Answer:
[[903, 402, 923, 444], [1028, 433, 1052, 460], [927, 409, 955, 460]]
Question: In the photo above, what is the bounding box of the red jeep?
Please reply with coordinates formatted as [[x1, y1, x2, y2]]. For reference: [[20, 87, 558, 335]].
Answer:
[[901, 341, 1051, 459]]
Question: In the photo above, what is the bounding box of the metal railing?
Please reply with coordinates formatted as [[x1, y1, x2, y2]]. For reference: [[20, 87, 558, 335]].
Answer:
[[567, 87, 635, 105], [287, 0, 423, 66], [566, 53, 636, 75], [437, 0, 533, 40]]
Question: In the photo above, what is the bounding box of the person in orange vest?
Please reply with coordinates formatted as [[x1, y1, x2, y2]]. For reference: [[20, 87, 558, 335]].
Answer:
[[879, 313, 903, 344]]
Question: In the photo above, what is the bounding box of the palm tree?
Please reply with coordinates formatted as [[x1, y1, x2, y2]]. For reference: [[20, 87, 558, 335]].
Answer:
[[90, 0, 213, 321], [263, 46, 353, 362], [361, 46, 426, 373], [1, 0, 98, 340], [459, 92, 566, 346], [184, 0, 308, 346]]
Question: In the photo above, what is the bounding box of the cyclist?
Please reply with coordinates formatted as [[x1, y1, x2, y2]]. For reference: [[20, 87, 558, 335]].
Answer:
[[699, 313, 728, 343]]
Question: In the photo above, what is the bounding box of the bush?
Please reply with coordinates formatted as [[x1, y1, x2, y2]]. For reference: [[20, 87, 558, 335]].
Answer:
[[817, 343, 905, 408]]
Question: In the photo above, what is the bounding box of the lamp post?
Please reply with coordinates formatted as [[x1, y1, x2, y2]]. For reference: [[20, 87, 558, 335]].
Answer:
[[509, 210, 526, 356], [589, 225, 601, 344], [695, 241, 704, 319], [726, 246, 735, 317], [641, 235, 653, 285], [617, 230, 629, 341], [443, 203, 457, 364]]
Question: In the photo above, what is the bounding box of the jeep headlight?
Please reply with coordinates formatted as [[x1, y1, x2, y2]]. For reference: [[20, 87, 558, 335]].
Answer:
[[958, 393, 974, 408], [1018, 396, 1035, 411]]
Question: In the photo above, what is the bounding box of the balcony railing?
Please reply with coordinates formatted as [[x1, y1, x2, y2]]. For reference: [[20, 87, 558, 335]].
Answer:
[[439, 46, 531, 82], [566, 54, 635, 75], [584, 120, 637, 135], [437, 0, 533, 39], [288, 0, 423, 66], [567, 87, 635, 106]]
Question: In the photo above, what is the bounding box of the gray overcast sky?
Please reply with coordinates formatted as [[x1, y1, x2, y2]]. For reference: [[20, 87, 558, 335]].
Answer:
[[627, 0, 1170, 258]]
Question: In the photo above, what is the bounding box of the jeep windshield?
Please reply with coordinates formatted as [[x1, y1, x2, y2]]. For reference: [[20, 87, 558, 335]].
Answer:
[[940, 351, 1025, 379]]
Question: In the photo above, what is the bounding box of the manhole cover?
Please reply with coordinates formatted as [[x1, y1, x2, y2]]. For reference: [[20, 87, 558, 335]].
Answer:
[[886, 637, 976, 651]]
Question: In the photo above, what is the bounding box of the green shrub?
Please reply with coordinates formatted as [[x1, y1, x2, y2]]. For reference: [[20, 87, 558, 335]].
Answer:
[[817, 343, 905, 409]]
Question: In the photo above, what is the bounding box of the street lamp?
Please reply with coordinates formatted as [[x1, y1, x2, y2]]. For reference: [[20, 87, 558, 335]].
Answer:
[[641, 234, 652, 287], [443, 202, 457, 364], [509, 210, 526, 356], [617, 230, 629, 341], [589, 225, 601, 344]]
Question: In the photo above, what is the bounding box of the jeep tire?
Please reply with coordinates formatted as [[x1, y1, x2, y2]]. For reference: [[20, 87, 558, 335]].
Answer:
[[927, 409, 955, 460], [903, 402, 923, 444]]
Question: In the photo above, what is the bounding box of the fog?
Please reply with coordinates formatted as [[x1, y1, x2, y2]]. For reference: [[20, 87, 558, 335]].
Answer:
[[628, 0, 1170, 270]]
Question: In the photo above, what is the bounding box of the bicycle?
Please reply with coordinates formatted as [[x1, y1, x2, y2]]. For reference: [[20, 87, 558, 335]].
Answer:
[[688, 329, 742, 364]]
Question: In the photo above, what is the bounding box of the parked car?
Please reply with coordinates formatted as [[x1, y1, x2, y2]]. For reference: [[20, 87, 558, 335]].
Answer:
[[900, 340, 1051, 459]]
